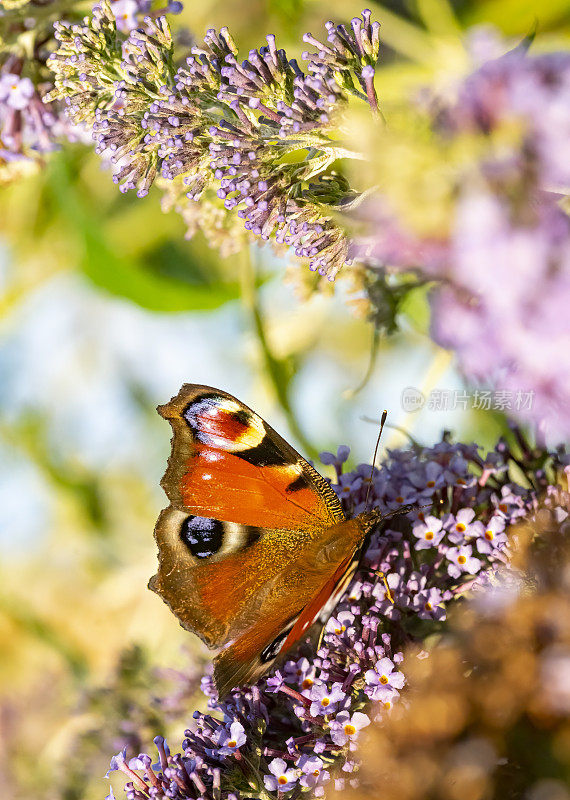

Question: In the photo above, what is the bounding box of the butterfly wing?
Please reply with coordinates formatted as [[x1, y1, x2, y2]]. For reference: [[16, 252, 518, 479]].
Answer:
[[212, 518, 364, 697], [157, 384, 344, 530], [150, 385, 363, 696]]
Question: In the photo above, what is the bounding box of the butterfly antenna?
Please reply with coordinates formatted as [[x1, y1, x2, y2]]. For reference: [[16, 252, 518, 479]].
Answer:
[[365, 410, 387, 511]]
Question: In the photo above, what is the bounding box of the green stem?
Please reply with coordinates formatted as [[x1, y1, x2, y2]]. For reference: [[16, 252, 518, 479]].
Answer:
[[239, 249, 320, 461], [345, 325, 380, 397]]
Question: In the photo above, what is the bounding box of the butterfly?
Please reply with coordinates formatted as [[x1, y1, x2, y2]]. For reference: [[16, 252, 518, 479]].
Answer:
[[149, 384, 387, 699]]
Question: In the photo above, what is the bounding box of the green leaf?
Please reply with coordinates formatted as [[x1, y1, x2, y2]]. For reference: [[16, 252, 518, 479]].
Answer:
[[463, 0, 570, 32], [46, 151, 241, 312]]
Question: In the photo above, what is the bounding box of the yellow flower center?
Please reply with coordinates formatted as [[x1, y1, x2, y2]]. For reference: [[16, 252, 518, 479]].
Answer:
[[425, 602, 433, 611], [425, 531, 434, 541], [457, 555, 467, 565], [396, 495, 404, 503], [499, 503, 508, 512], [228, 740, 237, 748], [426, 480, 435, 488], [278, 776, 288, 785], [384, 701, 392, 710], [485, 530, 494, 540], [321, 697, 330, 706], [344, 724, 356, 736], [380, 675, 389, 685], [455, 522, 466, 532], [313, 770, 320, 777], [302, 678, 313, 689]]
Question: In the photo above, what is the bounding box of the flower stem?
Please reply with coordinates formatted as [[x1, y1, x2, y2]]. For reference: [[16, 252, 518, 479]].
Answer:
[[239, 247, 319, 460]]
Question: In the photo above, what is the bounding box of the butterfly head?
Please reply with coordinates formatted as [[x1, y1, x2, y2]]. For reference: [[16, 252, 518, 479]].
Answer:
[[357, 502, 418, 536]]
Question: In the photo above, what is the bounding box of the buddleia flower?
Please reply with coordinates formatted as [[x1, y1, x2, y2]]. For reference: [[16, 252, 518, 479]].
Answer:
[[106, 428, 567, 800], [47, 6, 383, 279]]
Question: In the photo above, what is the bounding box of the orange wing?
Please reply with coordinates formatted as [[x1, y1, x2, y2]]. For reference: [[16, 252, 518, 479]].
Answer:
[[158, 384, 344, 530], [209, 517, 367, 697], [149, 384, 364, 698]]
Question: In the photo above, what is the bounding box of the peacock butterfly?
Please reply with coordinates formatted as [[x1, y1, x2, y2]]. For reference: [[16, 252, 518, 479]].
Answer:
[[149, 384, 387, 698]]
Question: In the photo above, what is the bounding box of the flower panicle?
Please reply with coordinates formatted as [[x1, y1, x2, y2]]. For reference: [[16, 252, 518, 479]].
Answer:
[[106, 428, 567, 800], [46, 7, 382, 279], [352, 44, 570, 434], [0, 0, 176, 182]]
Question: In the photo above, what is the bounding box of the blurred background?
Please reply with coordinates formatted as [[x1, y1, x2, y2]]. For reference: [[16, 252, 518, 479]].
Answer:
[[1, 1, 569, 797]]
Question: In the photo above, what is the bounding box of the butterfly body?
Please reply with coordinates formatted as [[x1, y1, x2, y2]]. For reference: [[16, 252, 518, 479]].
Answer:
[[150, 385, 380, 697]]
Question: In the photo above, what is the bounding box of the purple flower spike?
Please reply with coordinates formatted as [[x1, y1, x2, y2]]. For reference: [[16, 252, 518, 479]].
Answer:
[[0, 73, 34, 110], [309, 682, 346, 716], [263, 758, 298, 792], [446, 544, 482, 578], [475, 515, 508, 554], [217, 720, 247, 755], [330, 711, 371, 746], [412, 515, 444, 549], [104, 747, 127, 778], [106, 425, 561, 800], [365, 657, 405, 692], [298, 754, 330, 795]]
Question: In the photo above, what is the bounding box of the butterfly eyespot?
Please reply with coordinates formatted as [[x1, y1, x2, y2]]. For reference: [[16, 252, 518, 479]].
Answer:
[[183, 395, 266, 452], [180, 515, 224, 559]]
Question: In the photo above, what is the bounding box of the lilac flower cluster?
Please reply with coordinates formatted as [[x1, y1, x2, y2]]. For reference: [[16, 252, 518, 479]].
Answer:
[[0, 0, 70, 170], [355, 46, 570, 437], [345, 469, 570, 800], [105, 430, 562, 800], [0, 0, 179, 174], [47, 4, 381, 279]]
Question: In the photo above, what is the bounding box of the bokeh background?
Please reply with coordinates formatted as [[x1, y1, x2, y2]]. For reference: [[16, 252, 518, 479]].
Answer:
[[1, 1, 569, 797]]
